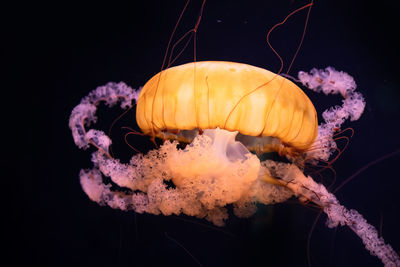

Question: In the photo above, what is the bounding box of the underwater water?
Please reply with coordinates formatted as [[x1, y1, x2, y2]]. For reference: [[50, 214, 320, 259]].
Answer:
[[10, 0, 399, 266]]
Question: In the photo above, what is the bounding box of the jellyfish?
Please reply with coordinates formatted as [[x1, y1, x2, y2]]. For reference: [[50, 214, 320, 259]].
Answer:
[[69, 61, 399, 266]]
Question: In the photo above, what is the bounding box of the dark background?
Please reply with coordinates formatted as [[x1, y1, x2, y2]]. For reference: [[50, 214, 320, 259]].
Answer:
[[7, 0, 400, 266]]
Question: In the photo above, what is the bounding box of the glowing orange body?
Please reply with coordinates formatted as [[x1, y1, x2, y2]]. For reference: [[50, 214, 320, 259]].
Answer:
[[136, 61, 317, 151]]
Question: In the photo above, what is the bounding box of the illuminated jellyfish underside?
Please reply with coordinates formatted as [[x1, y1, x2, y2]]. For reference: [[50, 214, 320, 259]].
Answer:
[[69, 62, 399, 266]]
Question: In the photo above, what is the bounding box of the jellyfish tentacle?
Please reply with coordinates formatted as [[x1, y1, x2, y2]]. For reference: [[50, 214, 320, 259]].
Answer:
[[69, 82, 144, 205], [69, 82, 139, 149], [299, 67, 366, 162], [79, 166, 154, 214], [79, 168, 134, 211], [262, 161, 400, 267]]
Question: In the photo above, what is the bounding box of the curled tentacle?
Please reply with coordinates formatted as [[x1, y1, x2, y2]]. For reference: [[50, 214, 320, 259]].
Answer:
[[298, 67, 366, 163]]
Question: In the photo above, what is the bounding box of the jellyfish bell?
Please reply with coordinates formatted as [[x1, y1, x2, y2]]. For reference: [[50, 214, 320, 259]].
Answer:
[[137, 61, 317, 156], [69, 62, 400, 266]]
